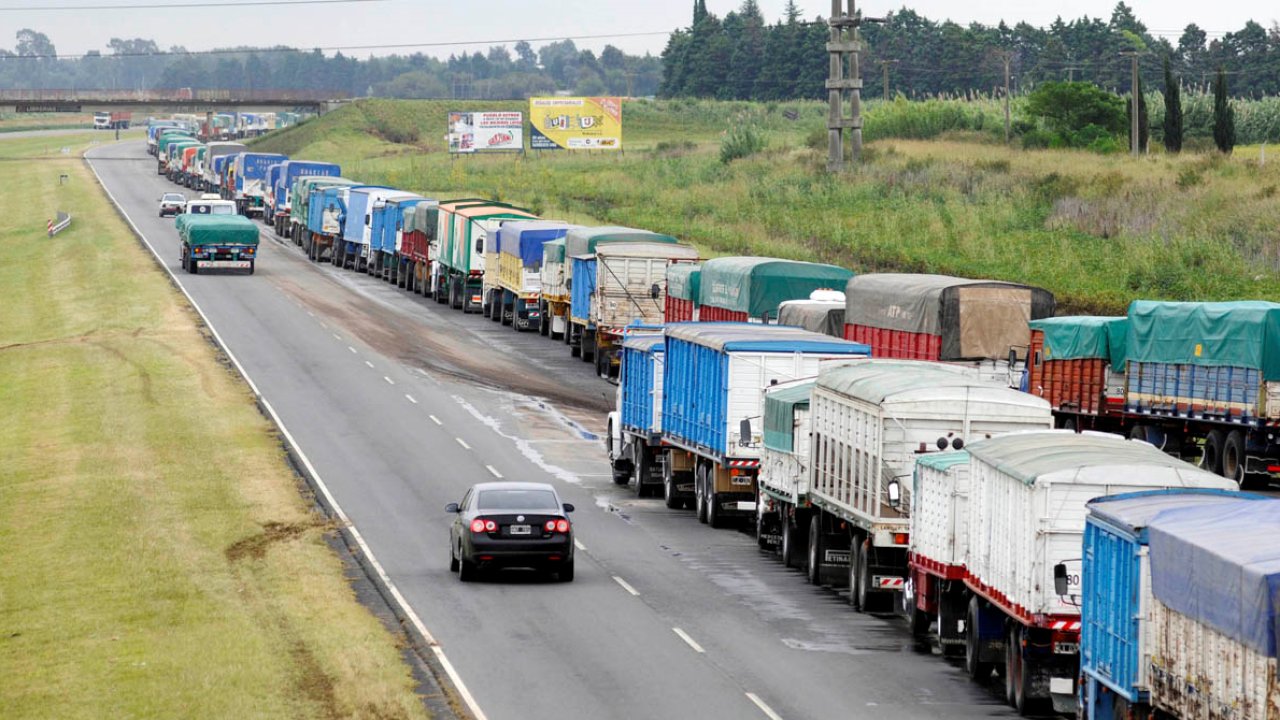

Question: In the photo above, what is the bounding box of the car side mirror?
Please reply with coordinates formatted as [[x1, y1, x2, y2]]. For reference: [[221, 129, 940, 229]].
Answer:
[[650, 283, 660, 300], [1053, 563, 1069, 597], [562, 503, 575, 513], [887, 479, 902, 509], [445, 502, 460, 513]]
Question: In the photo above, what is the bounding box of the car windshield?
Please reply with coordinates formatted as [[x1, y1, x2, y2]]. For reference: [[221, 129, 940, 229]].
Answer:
[[476, 489, 558, 510], [163, 194, 184, 202]]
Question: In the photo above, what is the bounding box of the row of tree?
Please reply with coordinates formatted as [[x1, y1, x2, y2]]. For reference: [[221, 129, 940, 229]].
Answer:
[[0, 30, 662, 99], [660, 1, 1280, 100]]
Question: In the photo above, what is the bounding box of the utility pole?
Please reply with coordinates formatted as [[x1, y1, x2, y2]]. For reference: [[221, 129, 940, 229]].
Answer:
[[1000, 51, 1012, 143], [1121, 51, 1141, 157], [826, 0, 884, 171], [879, 59, 899, 101]]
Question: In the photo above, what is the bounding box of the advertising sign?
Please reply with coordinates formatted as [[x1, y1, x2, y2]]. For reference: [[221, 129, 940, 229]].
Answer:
[[529, 97, 623, 151], [447, 111, 523, 154]]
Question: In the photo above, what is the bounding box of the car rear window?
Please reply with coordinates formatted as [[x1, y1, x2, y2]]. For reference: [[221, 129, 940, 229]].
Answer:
[[163, 194, 184, 201], [476, 489, 558, 510]]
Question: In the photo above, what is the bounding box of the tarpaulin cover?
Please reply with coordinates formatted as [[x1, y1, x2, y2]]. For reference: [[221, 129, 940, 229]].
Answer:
[[543, 239, 565, 264], [664, 322, 869, 355], [1127, 300, 1280, 380], [963, 431, 1226, 487], [778, 300, 845, 337], [498, 221, 576, 268], [700, 257, 853, 319], [817, 359, 1016, 403], [1030, 316, 1123, 361], [845, 273, 1055, 361], [179, 215, 259, 246], [403, 200, 439, 235], [916, 450, 970, 473], [565, 226, 679, 258], [1107, 317, 1130, 369], [667, 263, 701, 302], [1088, 489, 1264, 539], [1148, 499, 1280, 657], [763, 381, 814, 452]]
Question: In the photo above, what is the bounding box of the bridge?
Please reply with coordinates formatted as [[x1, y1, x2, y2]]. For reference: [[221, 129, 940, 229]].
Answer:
[[0, 89, 349, 114]]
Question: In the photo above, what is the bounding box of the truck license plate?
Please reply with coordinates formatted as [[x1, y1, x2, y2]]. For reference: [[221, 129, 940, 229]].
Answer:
[[198, 260, 251, 269], [509, 525, 532, 536]]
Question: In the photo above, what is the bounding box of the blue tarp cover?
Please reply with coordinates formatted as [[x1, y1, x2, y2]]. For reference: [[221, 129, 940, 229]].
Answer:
[[664, 322, 870, 355], [1148, 499, 1280, 657], [498, 221, 576, 268], [1088, 489, 1262, 540]]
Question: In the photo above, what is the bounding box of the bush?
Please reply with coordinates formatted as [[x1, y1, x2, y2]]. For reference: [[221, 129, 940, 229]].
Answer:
[[720, 122, 767, 164], [1025, 82, 1127, 136], [1021, 128, 1055, 149]]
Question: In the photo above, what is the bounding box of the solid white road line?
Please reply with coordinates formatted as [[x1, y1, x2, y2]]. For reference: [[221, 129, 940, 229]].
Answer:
[[405, 394, 418, 404], [384, 376, 395, 385], [485, 465, 502, 478], [456, 437, 471, 450], [746, 693, 785, 720], [612, 576, 640, 596], [85, 150, 490, 720], [364, 360, 374, 368], [672, 628, 705, 654], [429, 415, 442, 425]]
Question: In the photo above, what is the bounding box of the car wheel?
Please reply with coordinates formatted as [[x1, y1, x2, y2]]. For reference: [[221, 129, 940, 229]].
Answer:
[[458, 556, 476, 582], [449, 542, 459, 572], [558, 560, 574, 582]]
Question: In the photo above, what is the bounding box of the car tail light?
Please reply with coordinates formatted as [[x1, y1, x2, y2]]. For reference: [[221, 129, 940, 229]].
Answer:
[[554, 519, 570, 533], [544, 520, 557, 532], [470, 518, 497, 534]]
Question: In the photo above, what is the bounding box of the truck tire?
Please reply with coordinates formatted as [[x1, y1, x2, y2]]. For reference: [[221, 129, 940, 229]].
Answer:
[[247, 260, 255, 275], [539, 302, 550, 336], [1202, 429, 1226, 476], [965, 597, 994, 681], [806, 513, 824, 585], [1223, 429, 1245, 485], [1009, 625, 1046, 715], [663, 473, 682, 509], [706, 486, 723, 528], [853, 540, 871, 611], [1004, 626, 1019, 706], [694, 465, 708, 523], [781, 514, 804, 569]]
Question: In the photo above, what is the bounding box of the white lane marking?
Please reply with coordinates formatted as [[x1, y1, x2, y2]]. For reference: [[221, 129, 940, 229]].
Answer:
[[332, 333, 341, 340], [429, 415, 442, 426], [612, 576, 640, 596], [348, 346, 357, 354], [364, 360, 374, 368], [485, 465, 502, 478], [85, 149, 491, 720], [455, 437, 471, 450], [320, 322, 328, 329], [573, 539, 586, 551], [384, 376, 395, 385], [405, 394, 418, 404], [673, 628, 705, 654], [746, 693, 784, 720], [306, 311, 315, 317]]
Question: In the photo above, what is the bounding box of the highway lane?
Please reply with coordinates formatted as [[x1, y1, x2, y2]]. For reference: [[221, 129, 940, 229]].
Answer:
[[87, 140, 1022, 720]]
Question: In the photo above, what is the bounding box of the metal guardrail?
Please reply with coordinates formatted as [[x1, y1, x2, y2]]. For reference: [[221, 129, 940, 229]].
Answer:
[[47, 211, 71, 237]]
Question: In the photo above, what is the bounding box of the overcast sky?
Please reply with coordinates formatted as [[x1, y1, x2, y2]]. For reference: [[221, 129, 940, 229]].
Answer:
[[0, 0, 1273, 58]]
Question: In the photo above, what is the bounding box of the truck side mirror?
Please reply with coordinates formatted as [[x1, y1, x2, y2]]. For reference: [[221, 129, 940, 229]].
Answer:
[[566, 278, 572, 291], [1053, 563, 1069, 597], [887, 479, 902, 509], [739, 418, 752, 446], [650, 283, 661, 300], [1008, 348, 1018, 368]]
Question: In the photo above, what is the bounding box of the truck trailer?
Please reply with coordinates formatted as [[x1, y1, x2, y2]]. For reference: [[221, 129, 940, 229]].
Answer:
[[398, 201, 439, 294], [1026, 315, 1128, 423], [665, 263, 701, 322], [698, 256, 852, 323], [229, 152, 287, 217], [291, 176, 354, 255], [494, 221, 576, 332], [369, 194, 426, 286], [271, 160, 341, 238], [431, 200, 535, 313], [338, 186, 405, 272], [539, 239, 570, 340], [201, 142, 246, 193], [608, 331, 670, 500]]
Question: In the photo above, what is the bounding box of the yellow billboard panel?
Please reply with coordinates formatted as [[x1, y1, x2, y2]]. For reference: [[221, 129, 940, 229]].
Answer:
[[529, 97, 622, 151]]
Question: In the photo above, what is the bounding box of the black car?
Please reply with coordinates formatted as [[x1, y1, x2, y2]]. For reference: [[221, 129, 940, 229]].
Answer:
[[447, 482, 575, 582]]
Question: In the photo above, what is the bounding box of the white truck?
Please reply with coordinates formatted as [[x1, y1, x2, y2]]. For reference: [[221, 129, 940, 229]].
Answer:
[[802, 360, 1052, 609], [757, 378, 816, 563]]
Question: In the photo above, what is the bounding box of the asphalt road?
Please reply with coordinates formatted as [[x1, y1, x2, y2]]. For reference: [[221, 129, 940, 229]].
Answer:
[[87, 141, 1024, 720]]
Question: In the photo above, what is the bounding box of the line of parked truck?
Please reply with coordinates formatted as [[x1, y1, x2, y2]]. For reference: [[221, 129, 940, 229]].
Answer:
[[142, 116, 1279, 720]]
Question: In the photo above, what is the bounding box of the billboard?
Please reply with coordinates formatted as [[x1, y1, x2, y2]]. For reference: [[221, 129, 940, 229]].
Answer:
[[529, 97, 623, 151], [447, 111, 523, 154]]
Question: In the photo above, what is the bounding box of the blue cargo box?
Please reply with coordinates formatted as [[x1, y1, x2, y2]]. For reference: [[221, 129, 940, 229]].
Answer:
[[1080, 489, 1263, 717], [498, 221, 576, 269], [308, 185, 345, 235], [265, 163, 285, 208], [373, 196, 427, 256], [661, 323, 870, 459], [570, 256, 597, 325], [234, 152, 287, 190], [621, 334, 665, 436], [274, 160, 341, 211]]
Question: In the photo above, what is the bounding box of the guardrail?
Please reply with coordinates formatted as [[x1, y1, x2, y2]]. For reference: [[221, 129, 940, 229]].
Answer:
[[47, 211, 71, 237]]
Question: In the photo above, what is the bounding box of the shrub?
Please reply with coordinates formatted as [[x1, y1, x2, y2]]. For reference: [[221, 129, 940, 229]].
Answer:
[[1025, 82, 1127, 136], [1021, 128, 1055, 149], [720, 122, 767, 164]]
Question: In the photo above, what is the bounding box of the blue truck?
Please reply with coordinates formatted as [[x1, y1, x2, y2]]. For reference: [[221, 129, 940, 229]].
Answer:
[[302, 181, 367, 264], [338, 186, 407, 273], [270, 160, 342, 239], [264, 162, 286, 226], [659, 323, 870, 525], [1079, 490, 1273, 720], [606, 331, 669, 500], [228, 152, 287, 217], [369, 194, 427, 286]]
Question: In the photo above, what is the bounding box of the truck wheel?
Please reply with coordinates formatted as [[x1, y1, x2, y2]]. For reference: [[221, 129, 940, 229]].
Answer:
[[1202, 429, 1226, 476], [663, 473, 681, 509], [247, 260, 255, 275], [694, 465, 708, 523], [806, 514, 823, 585], [1223, 430, 1245, 485], [539, 302, 550, 336], [853, 540, 872, 611], [909, 605, 931, 649], [781, 514, 804, 569], [706, 487, 723, 528], [965, 597, 994, 681], [1010, 625, 1046, 715], [1004, 625, 1019, 706]]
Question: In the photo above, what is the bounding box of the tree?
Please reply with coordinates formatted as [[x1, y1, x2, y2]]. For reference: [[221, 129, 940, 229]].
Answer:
[[1025, 81, 1126, 134], [725, 0, 765, 99], [1213, 67, 1235, 154], [1162, 55, 1182, 152]]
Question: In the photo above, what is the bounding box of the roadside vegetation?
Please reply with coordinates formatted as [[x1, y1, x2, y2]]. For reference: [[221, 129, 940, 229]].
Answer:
[[254, 98, 1280, 314], [0, 133, 430, 719], [0, 112, 96, 133]]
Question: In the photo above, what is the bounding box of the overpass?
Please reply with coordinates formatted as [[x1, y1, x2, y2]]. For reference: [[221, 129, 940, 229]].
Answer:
[[0, 89, 349, 114]]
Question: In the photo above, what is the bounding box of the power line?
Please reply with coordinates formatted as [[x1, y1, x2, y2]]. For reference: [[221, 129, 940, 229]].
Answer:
[[0, 0, 383, 10]]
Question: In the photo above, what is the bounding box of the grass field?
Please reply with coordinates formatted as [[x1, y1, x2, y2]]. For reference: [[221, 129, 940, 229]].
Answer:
[[0, 113, 97, 133], [255, 98, 1280, 314], [0, 133, 430, 719]]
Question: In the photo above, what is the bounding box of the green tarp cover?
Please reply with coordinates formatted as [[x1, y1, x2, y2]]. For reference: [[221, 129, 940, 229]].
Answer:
[[1128, 300, 1280, 379], [179, 215, 260, 247], [564, 226, 678, 258], [1030, 316, 1124, 362], [1107, 317, 1129, 369], [543, 239, 566, 264], [964, 431, 1202, 486], [916, 450, 970, 472], [667, 263, 701, 301], [700, 257, 853, 319], [763, 381, 814, 453]]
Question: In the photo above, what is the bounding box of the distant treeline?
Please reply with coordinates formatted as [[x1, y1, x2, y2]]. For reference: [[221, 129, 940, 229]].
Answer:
[[0, 31, 662, 99], [659, 1, 1280, 100]]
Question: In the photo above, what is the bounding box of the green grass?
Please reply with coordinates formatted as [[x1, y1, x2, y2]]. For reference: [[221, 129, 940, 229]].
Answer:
[[252, 98, 1280, 314], [0, 134, 430, 719]]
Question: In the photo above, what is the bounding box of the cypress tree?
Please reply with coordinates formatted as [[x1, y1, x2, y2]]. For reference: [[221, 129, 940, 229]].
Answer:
[[1162, 55, 1182, 153], [1213, 67, 1235, 154]]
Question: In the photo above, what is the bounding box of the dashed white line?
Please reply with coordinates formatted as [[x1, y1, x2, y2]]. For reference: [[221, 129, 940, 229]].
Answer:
[[455, 437, 471, 450], [332, 333, 341, 340], [573, 539, 586, 551], [485, 465, 503, 478], [319, 322, 328, 329], [348, 346, 357, 354], [306, 311, 315, 317], [429, 415, 442, 426], [746, 693, 784, 720], [384, 376, 395, 385], [364, 360, 374, 368], [612, 576, 640, 596], [672, 628, 705, 653], [405, 394, 418, 404]]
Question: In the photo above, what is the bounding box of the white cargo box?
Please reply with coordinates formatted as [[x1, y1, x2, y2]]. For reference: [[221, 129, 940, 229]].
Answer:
[[911, 451, 972, 573], [965, 432, 1237, 618], [759, 379, 814, 503], [808, 360, 1052, 540], [593, 243, 699, 331]]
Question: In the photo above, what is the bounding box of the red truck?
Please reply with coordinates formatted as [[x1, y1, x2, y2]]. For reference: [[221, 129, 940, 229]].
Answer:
[[93, 111, 131, 130]]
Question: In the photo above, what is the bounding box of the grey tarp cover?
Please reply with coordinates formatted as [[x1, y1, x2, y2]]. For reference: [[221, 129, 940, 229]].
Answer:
[[667, 263, 701, 302], [817, 360, 1006, 403], [778, 300, 845, 338], [844, 273, 1056, 361], [1148, 499, 1280, 657], [565, 226, 677, 258], [763, 381, 814, 453]]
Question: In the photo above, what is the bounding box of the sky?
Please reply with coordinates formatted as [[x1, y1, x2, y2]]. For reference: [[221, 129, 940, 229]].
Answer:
[[0, 0, 1272, 59]]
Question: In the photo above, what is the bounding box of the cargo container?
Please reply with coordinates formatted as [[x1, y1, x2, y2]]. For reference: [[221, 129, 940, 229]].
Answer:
[[201, 142, 245, 192], [906, 450, 971, 655], [1144, 500, 1280, 720], [803, 361, 1051, 615], [665, 263, 701, 322], [271, 160, 341, 238], [430, 200, 535, 313], [291, 176, 354, 257], [155, 131, 195, 168], [1027, 316, 1127, 422], [339, 187, 410, 272], [179, 145, 203, 187], [398, 201, 439, 294], [493, 221, 576, 331], [162, 139, 199, 178], [229, 152, 287, 217], [1079, 489, 1263, 720], [777, 293, 846, 337], [698, 257, 852, 323], [263, 162, 286, 225], [176, 214, 259, 274], [539, 239, 570, 340], [661, 323, 870, 526], [961, 431, 1238, 716], [309, 183, 383, 266], [607, 331, 672, 501], [756, 378, 815, 564], [843, 274, 1055, 384], [147, 121, 181, 155], [368, 194, 426, 286]]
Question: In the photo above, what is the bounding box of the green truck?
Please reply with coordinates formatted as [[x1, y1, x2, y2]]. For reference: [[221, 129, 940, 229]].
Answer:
[[176, 214, 260, 274]]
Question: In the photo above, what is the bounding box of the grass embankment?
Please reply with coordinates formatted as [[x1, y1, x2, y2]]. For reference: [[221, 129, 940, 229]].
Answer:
[[0, 113, 97, 133], [255, 98, 1280, 314], [0, 134, 429, 719]]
